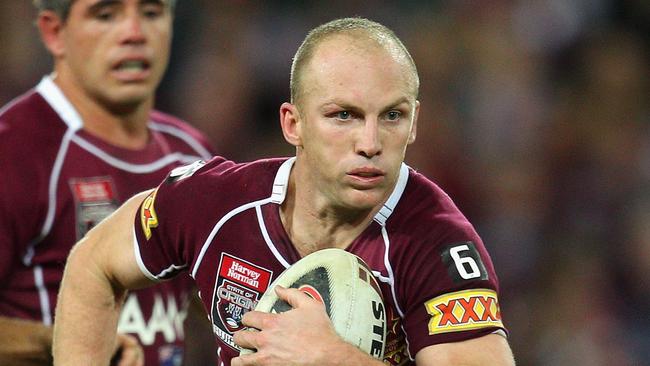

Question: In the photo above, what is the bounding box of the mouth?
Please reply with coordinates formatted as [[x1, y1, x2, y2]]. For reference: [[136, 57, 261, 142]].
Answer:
[[111, 59, 152, 81], [347, 167, 386, 186]]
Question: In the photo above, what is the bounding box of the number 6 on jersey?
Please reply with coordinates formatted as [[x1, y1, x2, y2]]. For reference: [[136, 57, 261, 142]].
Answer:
[[441, 242, 488, 282]]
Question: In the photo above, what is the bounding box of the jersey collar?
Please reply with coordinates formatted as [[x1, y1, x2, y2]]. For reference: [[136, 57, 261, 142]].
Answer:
[[35, 75, 83, 131], [269, 157, 410, 226]]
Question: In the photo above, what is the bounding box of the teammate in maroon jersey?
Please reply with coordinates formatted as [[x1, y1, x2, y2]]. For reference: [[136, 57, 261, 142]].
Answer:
[[53, 18, 516, 365], [0, 1, 219, 365]]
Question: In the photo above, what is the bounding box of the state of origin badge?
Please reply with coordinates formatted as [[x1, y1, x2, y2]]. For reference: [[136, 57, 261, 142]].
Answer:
[[69, 177, 119, 239]]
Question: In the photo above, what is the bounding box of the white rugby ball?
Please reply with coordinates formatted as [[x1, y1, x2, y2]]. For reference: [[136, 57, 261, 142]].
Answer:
[[239, 248, 386, 359]]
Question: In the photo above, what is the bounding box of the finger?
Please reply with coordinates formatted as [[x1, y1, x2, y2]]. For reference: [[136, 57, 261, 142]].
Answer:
[[116, 333, 140, 350], [275, 285, 320, 309], [115, 334, 144, 366], [231, 353, 258, 366], [233, 328, 259, 350], [117, 345, 144, 366], [241, 310, 273, 329]]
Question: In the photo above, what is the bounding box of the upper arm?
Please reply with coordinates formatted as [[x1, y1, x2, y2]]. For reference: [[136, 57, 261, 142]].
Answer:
[[391, 182, 509, 359], [72, 190, 155, 292], [415, 333, 515, 366]]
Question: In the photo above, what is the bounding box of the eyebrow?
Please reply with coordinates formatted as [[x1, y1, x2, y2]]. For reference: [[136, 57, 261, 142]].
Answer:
[[88, 0, 120, 8], [383, 97, 412, 109], [140, 0, 166, 5], [321, 96, 412, 110]]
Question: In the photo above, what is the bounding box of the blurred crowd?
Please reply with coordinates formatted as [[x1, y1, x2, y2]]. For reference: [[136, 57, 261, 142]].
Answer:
[[1, 1, 648, 365]]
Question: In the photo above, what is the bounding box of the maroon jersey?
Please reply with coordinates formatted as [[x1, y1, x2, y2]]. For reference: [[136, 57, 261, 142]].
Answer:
[[0, 76, 217, 366], [133, 157, 507, 365]]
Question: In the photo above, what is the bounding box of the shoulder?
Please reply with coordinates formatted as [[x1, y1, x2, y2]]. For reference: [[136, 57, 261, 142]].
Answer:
[[0, 90, 64, 214], [0, 89, 67, 171], [389, 168, 476, 243], [148, 110, 215, 157], [154, 157, 289, 213], [0, 89, 66, 143], [135, 157, 288, 256], [386, 168, 499, 292]]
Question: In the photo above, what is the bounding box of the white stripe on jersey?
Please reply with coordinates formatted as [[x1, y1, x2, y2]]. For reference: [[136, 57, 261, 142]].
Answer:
[[133, 229, 159, 282], [71, 134, 201, 173], [256, 205, 291, 269], [149, 122, 213, 160], [22, 128, 76, 266], [380, 224, 415, 361], [190, 198, 274, 279], [189, 158, 297, 279], [373, 163, 409, 226], [33, 265, 52, 326]]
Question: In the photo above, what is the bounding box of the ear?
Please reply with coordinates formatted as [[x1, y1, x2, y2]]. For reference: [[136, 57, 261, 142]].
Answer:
[[37, 10, 66, 58], [408, 100, 420, 144], [280, 102, 302, 147]]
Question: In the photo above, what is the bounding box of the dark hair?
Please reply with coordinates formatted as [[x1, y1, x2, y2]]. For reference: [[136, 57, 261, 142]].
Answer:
[[33, 0, 176, 21], [33, 0, 74, 20]]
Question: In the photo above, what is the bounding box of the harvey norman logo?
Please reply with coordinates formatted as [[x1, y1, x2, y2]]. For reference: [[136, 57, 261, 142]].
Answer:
[[218, 254, 271, 292], [228, 261, 262, 288]]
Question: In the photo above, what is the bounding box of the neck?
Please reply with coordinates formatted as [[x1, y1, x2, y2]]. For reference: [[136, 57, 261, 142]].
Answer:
[[53, 73, 152, 150], [280, 166, 379, 257]]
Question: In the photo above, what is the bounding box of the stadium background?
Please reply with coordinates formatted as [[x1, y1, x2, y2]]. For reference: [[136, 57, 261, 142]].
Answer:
[[1, 1, 648, 365]]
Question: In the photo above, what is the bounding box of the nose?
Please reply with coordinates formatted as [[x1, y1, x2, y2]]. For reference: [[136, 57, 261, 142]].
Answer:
[[121, 12, 146, 45], [355, 118, 382, 158]]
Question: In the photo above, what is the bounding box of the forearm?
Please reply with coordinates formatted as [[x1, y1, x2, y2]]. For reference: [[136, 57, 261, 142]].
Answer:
[[329, 341, 385, 366], [52, 239, 127, 365], [415, 333, 515, 366], [0, 316, 53, 365]]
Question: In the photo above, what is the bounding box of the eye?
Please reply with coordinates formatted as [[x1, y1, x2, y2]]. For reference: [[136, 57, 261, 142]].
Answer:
[[142, 5, 164, 19], [95, 8, 115, 21], [385, 110, 401, 121], [336, 111, 352, 120]]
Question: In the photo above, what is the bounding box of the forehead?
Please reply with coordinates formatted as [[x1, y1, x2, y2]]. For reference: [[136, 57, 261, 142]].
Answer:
[[303, 35, 417, 104]]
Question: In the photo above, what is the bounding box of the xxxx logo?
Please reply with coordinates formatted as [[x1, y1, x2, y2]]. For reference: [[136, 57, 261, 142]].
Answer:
[[424, 289, 503, 335]]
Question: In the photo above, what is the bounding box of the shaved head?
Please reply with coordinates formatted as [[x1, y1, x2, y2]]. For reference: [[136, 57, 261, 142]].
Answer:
[[290, 17, 419, 108]]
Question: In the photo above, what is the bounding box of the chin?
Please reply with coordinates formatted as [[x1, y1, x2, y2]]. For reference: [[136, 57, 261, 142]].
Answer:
[[344, 191, 385, 212], [105, 87, 153, 109]]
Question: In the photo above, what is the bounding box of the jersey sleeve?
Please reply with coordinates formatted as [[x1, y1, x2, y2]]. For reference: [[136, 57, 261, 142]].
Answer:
[[132, 159, 213, 281], [0, 121, 47, 282], [395, 206, 506, 356]]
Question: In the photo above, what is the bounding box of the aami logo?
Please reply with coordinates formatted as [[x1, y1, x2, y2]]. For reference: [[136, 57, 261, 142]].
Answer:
[[424, 289, 503, 335], [118, 293, 186, 346]]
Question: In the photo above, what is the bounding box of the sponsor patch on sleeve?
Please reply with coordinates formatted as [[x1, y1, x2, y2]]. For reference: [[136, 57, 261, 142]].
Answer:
[[140, 189, 159, 240], [424, 289, 503, 335]]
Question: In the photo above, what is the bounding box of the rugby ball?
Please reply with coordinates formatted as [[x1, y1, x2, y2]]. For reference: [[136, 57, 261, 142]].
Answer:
[[239, 248, 386, 359]]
